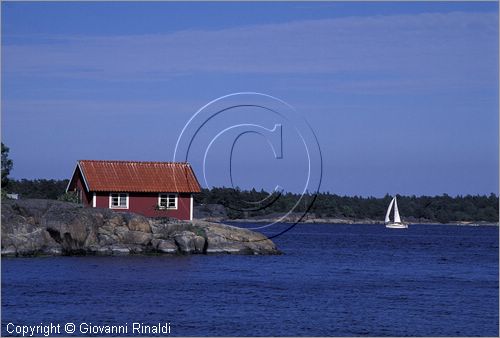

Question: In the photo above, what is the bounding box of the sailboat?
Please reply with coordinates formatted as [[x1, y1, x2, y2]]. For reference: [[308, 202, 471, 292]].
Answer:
[[385, 196, 408, 229]]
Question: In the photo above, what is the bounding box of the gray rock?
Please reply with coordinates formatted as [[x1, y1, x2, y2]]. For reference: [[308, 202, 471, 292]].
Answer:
[[107, 214, 125, 228], [127, 215, 151, 233], [193, 220, 279, 255], [171, 230, 206, 254], [97, 233, 118, 246], [110, 245, 130, 255], [174, 231, 197, 253], [194, 203, 227, 220], [122, 231, 152, 245], [194, 235, 206, 252], [151, 222, 194, 237], [113, 226, 130, 240], [152, 239, 178, 253]]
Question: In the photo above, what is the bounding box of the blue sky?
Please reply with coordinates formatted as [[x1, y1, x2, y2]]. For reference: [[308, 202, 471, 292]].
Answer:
[[2, 1, 498, 197]]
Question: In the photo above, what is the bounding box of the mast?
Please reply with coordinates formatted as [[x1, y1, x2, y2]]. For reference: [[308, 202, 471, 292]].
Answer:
[[385, 197, 395, 223], [393, 197, 402, 223]]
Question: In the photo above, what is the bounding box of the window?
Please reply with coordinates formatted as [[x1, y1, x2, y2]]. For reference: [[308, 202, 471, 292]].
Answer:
[[109, 193, 128, 209], [158, 193, 178, 210]]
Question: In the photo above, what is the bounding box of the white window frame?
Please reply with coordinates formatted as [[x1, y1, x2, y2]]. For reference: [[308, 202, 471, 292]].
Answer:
[[109, 193, 129, 209], [158, 193, 178, 210]]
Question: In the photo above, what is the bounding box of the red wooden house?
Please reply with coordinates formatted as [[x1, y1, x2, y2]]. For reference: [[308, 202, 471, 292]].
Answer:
[[66, 160, 201, 220]]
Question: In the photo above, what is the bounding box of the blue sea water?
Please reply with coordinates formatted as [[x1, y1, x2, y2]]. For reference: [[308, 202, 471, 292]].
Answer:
[[1, 223, 498, 336]]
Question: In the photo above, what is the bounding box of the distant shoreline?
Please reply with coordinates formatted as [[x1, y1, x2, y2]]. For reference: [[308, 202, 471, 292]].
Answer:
[[201, 217, 499, 227]]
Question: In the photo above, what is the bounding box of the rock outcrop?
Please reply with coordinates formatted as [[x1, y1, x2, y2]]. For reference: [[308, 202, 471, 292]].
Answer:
[[1, 199, 279, 257], [193, 204, 227, 222]]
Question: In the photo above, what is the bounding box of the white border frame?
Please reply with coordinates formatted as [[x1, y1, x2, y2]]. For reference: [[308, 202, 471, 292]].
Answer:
[[158, 193, 178, 210], [109, 193, 129, 209]]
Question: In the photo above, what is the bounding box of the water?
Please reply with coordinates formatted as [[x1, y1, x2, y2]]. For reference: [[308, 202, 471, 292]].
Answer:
[[2, 224, 498, 336]]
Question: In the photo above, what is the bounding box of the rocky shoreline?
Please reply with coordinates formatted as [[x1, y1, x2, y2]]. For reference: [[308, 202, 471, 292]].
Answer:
[[1, 199, 280, 257]]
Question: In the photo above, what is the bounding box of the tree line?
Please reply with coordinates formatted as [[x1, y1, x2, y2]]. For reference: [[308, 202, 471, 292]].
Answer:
[[2, 179, 498, 223], [194, 187, 499, 223], [6, 179, 70, 200]]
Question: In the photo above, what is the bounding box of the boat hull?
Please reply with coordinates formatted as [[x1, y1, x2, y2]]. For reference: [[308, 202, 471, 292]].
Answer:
[[385, 223, 408, 229]]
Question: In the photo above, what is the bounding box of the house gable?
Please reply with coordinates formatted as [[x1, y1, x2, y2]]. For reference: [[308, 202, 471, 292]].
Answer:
[[66, 163, 90, 193], [66, 164, 92, 206]]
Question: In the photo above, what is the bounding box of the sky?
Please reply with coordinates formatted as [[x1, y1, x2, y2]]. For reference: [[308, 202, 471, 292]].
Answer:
[[1, 1, 498, 197]]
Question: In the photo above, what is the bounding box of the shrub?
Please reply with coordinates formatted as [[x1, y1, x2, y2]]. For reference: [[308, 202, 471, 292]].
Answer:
[[57, 191, 79, 203]]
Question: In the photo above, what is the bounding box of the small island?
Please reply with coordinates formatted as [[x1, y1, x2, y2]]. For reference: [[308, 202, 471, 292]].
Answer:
[[1, 199, 280, 257]]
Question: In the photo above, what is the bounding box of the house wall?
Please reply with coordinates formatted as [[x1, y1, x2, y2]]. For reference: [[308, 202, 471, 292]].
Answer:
[[67, 167, 92, 207], [94, 192, 193, 220]]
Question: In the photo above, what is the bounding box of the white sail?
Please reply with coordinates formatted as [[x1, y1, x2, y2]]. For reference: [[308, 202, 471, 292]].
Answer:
[[384, 197, 395, 223], [393, 197, 401, 223]]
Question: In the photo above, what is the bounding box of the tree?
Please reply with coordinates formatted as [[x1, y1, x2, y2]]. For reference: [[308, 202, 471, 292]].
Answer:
[[57, 191, 79, 203], [1, 143, 13, 189], [341, 205, 355, 221]]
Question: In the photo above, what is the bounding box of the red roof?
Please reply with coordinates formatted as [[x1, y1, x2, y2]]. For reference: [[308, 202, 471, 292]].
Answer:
[[75, 160, 201, 193]]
